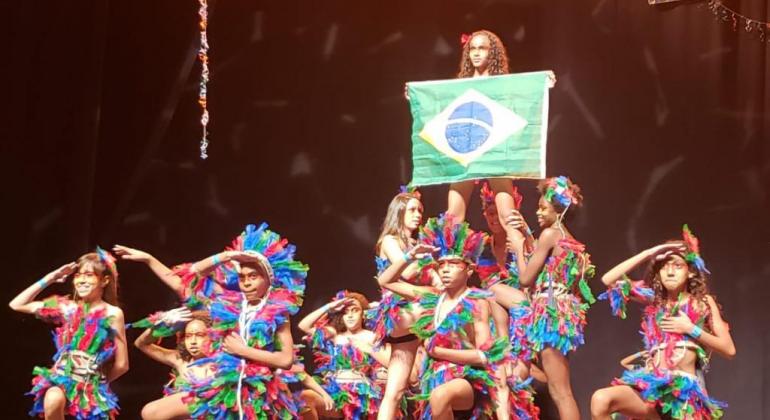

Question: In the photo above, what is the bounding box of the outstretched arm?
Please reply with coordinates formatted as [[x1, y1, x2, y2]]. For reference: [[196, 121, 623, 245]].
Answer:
[[9, 262, 77, 314], [113, 245, 184, 296]]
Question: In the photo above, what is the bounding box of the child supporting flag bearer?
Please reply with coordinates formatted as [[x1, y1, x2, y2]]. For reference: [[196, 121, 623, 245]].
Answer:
[[507, 176, 595, 420], [590, 226, 735, 420], [378, 215, 518, 420], [9, 248, 128, 420], [297, 290, 390, 419], [477, 182, 542, 419], [114, 222, 308, 419], [132, 307, 216, 419], [370, 188, 426, 419]]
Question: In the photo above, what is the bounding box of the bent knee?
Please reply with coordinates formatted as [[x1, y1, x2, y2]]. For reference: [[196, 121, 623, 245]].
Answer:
[[590, 389, 612, 415], [43, 387, 66, 411], [429, 390, 450, 411], [547, 381, 575, 401], [141, 401, 162, 420], [382, 387, 405, 403]]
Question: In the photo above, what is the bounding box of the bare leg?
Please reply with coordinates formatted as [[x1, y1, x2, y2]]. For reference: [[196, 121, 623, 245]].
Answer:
[[541, 347, 581, 420], [590, 385, 660, 420], [489, 283, 527, 308], [530, 363, 547, 383], [378, 338, 419, 419], [141, 392, 191, 420], [489, 179, 525, 248], [488, 299, 510, 339], [447, 181, 475, 222], [494, 366, 511, 420], [43, 387, 66, 420], [429, 378, 475, 420]]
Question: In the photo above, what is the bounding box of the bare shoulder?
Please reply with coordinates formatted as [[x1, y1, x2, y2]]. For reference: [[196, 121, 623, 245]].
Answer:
[[473, 296, 491, 315], [105, 304, 125, 321], [704, 294, 721, 312], [358, 330, 376, 342], [538, 227, 562, 245]]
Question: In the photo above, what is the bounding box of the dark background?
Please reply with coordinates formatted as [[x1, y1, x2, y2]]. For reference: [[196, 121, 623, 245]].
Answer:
[[3, 0, 769, 418]]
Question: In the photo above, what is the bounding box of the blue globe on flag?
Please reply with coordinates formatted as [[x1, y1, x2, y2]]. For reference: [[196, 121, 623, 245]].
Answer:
[[444, 101, 493, 154], [417, 87, 529, 167]]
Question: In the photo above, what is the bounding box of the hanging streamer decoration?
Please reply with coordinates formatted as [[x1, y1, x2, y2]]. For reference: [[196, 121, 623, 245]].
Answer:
[[198, 0, 211, 159], [707, 0, 770, 42]]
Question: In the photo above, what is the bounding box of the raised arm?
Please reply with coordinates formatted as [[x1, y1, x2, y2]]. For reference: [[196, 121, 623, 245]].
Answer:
[[380, 236, 420, 280], [134, 328, 180, 368], [601, 243, 686, 286], [105, 307, 129, 382], [377, 243, 437, 300], [223, 321, 295, 369], [619, 350, 647, 370], [113, 245, 184, 296], [297, 299, 349, 335], [9, 262, 76, 314], [133, 307, 192, 368]]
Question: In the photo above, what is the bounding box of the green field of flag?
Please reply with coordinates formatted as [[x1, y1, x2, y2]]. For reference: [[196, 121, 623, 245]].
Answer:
[[406, 71, 551, 186]]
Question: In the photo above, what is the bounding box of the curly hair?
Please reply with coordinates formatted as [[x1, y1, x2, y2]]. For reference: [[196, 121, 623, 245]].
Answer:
[[329, 292, 370, 333], [643, 242, 717, 329], [177, 311, 213, 362], [457, 30, 510, 78]]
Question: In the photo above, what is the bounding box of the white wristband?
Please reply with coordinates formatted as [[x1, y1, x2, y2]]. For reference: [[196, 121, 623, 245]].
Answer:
[[477, 350, 488, 365]]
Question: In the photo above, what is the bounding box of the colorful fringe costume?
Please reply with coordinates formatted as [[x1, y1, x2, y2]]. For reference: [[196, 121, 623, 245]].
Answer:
[[410, 288, 507, 419], [598, 225, 727, 419], [476, 237, 518, 289], [369, 256, 434, 346], [129, 312, 215, 396], [600, 280, 726, 419], [179, 223, 308, 420], [478, 244, 534, 364], [29, 296, 119, 419], [306, 308, 382, 419], [505, 376, 541, 420], [527, 237, 596, 355], [405, 214, 539, 419]]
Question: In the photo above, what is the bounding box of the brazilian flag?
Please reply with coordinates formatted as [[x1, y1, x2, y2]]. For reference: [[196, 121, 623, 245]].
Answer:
[[407, 71, 551, 186]]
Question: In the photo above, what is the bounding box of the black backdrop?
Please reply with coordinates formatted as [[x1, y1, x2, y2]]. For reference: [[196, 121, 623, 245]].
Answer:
[[3, 0, 769, 418]]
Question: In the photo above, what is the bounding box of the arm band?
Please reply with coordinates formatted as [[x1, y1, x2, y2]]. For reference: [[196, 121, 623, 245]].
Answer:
[[690, 325, 703, 339]]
